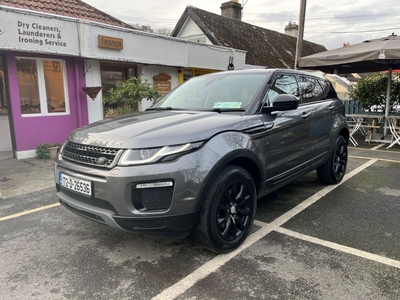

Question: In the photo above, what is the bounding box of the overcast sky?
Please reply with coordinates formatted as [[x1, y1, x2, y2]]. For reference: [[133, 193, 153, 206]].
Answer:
[[83, 0, 400, 50]]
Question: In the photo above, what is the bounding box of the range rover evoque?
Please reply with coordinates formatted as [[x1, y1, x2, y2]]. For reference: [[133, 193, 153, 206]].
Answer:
[[54, 69, 349, 253]]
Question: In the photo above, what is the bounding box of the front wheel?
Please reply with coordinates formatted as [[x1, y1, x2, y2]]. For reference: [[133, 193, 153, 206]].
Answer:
[[317, 135, 348, 184], [194, 165, 257, 253]]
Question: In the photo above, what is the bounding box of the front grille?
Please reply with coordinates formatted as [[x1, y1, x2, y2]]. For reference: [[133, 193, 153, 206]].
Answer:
[[132, 186, 173, 211], [61, 187, 117, 213], [62, 141, 122, 168]]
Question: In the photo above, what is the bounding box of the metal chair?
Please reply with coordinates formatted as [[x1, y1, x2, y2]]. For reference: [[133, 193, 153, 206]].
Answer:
[[386, 118, 400, 149]]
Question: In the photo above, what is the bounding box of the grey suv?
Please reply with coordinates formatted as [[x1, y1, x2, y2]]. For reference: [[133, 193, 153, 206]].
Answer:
[[54, 69, 349, 253]]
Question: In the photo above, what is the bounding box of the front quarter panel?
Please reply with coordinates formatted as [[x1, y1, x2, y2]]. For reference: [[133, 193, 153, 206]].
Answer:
[[204, 131, 266, 188]]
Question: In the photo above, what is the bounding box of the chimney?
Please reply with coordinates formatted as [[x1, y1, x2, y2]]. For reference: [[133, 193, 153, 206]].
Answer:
[[284, 21, 298, 37], [343, 42, 350, 47], [221, 0, 242, 21]]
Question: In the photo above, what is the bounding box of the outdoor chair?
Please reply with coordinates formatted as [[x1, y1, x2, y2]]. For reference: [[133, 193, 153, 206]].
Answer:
[[386, 118, 400, 149]]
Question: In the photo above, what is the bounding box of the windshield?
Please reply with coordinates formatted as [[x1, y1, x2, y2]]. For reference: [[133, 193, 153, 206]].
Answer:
[[150, 73, 266, 111]]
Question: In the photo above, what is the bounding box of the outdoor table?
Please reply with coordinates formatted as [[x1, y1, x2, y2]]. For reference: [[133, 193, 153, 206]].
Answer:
[[346, 114, 383, 146]]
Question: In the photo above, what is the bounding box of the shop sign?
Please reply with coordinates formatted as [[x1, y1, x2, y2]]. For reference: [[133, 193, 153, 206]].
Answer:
[[153, 73, 171, 97], [0, 9, 80, 55], [98, 35, 123, 50]]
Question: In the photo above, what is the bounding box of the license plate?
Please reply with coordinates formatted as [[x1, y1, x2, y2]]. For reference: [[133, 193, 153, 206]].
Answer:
[[60, 173, 92, 196]]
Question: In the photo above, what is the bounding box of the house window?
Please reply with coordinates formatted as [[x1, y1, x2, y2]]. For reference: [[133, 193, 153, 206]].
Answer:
[[16, 57, 69, 116]]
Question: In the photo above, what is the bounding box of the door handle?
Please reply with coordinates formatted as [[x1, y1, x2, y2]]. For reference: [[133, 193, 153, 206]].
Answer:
[[328, 105, 335, 110], [301, 112, 311, 119]]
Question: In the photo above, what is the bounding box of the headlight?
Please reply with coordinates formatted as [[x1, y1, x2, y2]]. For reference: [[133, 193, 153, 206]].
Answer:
[[119, 142, 203, 166]]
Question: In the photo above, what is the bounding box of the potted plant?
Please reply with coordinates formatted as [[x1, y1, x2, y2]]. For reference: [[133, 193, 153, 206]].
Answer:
[[36, 142, 62, 159], [48, 143, 62, 159]]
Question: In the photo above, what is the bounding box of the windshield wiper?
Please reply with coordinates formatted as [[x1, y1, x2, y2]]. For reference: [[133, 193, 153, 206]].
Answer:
[[207, 108, 246, 113], [146, 107, 188, 111]]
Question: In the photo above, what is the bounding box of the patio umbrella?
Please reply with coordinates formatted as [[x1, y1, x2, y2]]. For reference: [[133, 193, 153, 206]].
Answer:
[[298, 33, 400, 136]]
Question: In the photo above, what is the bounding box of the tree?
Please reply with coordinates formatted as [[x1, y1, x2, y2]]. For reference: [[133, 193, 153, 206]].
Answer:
[[132, 24, 172, 36], [103, 77, 160, 117], [156, 26, 172, 36], [348, 72, 400, 112]]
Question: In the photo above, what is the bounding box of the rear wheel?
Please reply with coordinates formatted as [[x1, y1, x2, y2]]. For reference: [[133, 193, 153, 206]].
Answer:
[[194, 165, 257, 253], [317, 135, 348, 184]]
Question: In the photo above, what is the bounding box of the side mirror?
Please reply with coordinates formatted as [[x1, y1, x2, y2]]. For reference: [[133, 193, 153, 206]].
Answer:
[[262, 94, 299, 113]]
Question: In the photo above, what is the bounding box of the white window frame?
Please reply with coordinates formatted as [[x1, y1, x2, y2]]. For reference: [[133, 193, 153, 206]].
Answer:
[[187, 34, 207, 44], [17, 56, 70, 117]]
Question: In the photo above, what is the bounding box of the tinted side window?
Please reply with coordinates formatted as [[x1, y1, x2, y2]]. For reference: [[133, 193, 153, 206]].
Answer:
[[319, 79, 338, 99], [298, 76, 325, 103], [267, 74, 299, 106]]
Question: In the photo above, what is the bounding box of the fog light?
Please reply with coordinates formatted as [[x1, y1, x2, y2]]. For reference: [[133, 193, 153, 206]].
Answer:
[[132, 181, 174, 211], [136, 181, 173, 189]]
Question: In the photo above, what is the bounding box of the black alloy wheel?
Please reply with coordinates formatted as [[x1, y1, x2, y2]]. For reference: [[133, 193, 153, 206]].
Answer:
[[317, 135, 348, 184], [194, 165, 257, 253], [333, 140, 347, 180], [216, 181, 252, 241]]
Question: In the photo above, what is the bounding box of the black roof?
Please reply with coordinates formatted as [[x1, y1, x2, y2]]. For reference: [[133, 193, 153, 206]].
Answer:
[[172, 6, 327, 69]]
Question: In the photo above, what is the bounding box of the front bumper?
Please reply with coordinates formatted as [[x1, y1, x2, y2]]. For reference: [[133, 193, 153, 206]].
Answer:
[[58, 194, 196, 238], [54, 146, 220, 238]]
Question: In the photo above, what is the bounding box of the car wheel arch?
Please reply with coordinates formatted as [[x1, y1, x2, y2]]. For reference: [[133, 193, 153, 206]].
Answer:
[[339, 128, 349, 143], [194, 149, 263, 213]]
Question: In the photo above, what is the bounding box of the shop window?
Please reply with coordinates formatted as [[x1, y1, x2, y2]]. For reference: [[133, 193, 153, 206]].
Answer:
[[16, 57, 69, 116], [183, 70, 193, 82], [180, 69, 214, 84], [101, 70, 124, 95]]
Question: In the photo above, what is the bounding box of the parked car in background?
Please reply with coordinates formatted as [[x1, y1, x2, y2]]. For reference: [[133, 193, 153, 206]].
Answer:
[[54, 69, 349, 253], [365, 101, 400, 113]]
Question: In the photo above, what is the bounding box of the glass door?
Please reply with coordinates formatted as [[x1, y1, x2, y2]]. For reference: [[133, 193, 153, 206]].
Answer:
[[100, 64, 137, 118]]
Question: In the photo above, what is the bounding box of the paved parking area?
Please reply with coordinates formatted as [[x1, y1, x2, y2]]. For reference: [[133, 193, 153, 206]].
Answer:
[[1, 146, 399, 300]]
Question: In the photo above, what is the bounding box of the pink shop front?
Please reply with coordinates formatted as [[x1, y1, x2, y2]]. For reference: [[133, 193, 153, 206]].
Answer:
[[0, 6, 90, 158], [0, 6, 247, 158], [0, 52, 88, 158]]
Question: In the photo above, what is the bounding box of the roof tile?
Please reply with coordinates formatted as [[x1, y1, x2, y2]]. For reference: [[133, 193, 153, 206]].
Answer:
[[0, 0, 132, 28], [172, 6, 327, 69]]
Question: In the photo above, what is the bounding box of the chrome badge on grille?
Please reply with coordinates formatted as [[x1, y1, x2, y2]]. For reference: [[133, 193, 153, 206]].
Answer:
[[96, 157, 108, 165], [69, 136, 122, 146]]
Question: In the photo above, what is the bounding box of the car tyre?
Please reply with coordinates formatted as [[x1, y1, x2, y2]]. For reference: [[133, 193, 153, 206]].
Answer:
[[194, 165, 257, 253], [317, 135, 348, 184]]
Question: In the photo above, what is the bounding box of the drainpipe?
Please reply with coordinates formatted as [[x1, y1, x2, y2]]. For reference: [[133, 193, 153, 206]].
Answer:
[[75, 59, 82, 127], [75, 19, 83, 127]]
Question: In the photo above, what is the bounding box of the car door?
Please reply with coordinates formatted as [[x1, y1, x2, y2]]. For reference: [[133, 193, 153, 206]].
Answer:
[[297, 75, 335, 167], [260, 73, 312, 185]]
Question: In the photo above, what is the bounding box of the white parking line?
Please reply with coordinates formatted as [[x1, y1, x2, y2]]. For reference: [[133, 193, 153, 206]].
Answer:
[[349, 155, 400, 163], [275, 227, 400, 269], [152, 159, 378, 300], [371, 144, 385, 150]]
